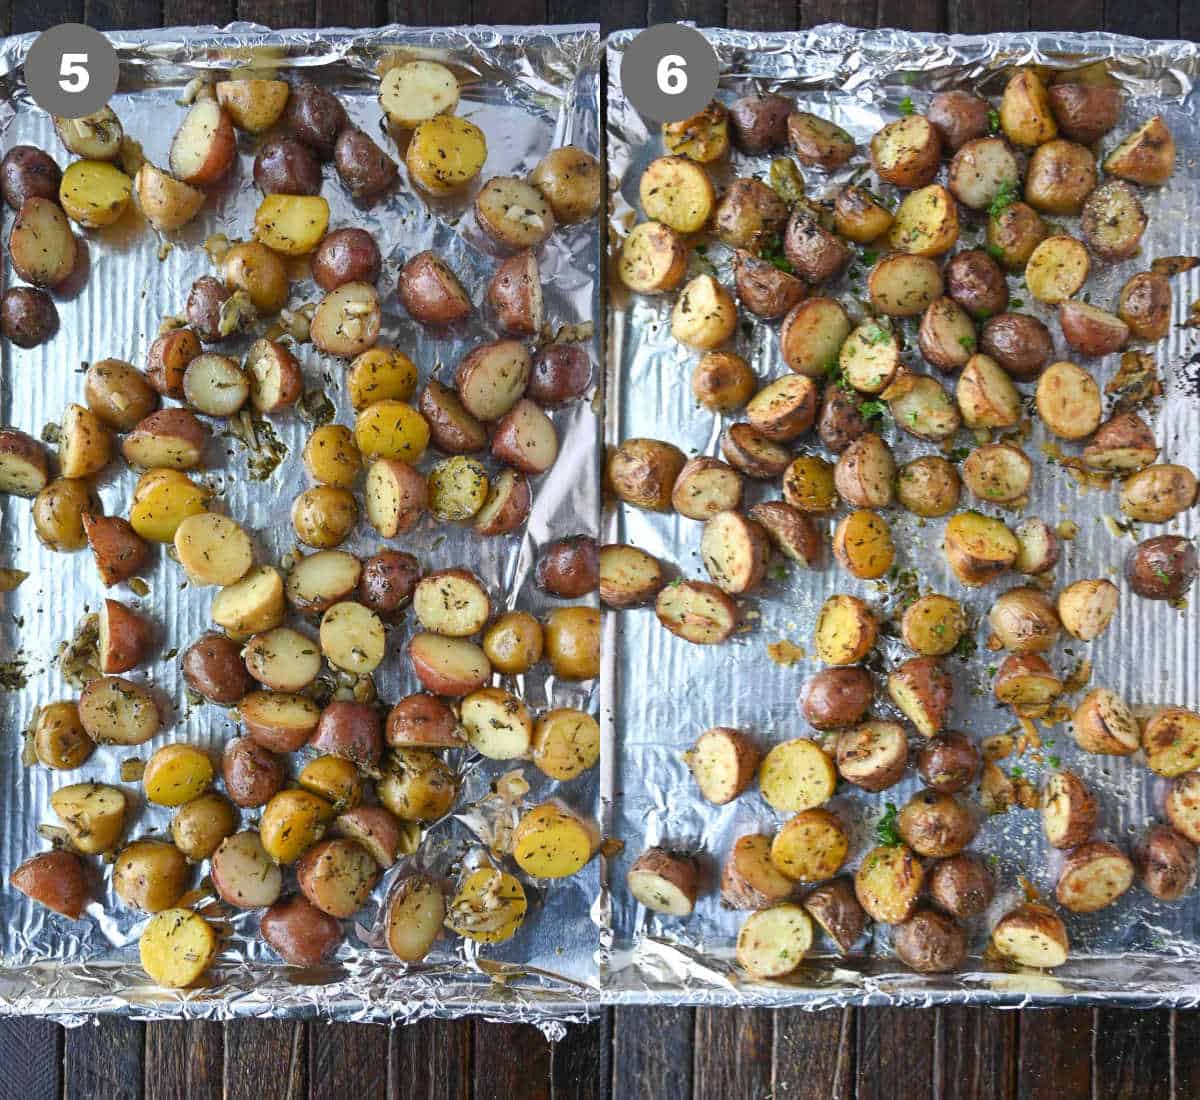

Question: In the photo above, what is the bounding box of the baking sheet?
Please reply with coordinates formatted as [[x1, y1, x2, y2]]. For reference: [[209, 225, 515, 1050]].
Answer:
[[0, 22, 602, 1030], [602, 25, 1200, 1009]]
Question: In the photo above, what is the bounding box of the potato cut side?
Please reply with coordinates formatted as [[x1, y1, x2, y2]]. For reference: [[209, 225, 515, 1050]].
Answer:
[[759, 738, 837, 813], [78, 676, 160, 746], [512, 801, 597, 879], [626, 848, 699, 915], [129, 470, 210, 543], [174, 512, 254, 587], [813, 594, 876, 665], [854, 844, 924, 924], [638, 155, 715, 234], [211, 830, 283, 909], [406, 116, 487, 195], [50, 782, 127, 853], [445, 868, 526, 943], [462, 687, 533, 760], [215, 79, 290, 133], [380, 60, 459, 129], [286, 550, 363, 612], [1055, 842, 1134, 913], [169, 100, 236, 187], [59, 160, 132, 228], [736, 903, 813, 979], [1042, 771, 1098, 849], [211, 565, 284, 637], [408, 633, 491, 696], [1143, 708, 1200, 777], [386, 874, 446, 962], [139, 908, 219, 988], [238, 691, 322, 750], [412, 570, 490, 637], [770, 808, 848, 882], [532, 708, 601, 781], [722, 834, 794, 908], [254, 194, 330, 255], [992, 903, 1069, 968], [244, 626, 322, 692], [320, 601, 386, 674], [143, 743, 214, 806], [655, 580, 738, 645], [685, 727, 760, 805]]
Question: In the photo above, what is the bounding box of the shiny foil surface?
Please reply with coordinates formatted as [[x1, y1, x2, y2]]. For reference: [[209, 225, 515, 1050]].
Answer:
[[0, 23, 601, 1029], [603, 26, 1200, 1009]]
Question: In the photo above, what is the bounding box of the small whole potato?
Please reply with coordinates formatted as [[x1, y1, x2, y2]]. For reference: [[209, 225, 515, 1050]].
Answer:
[[1024, 140, 1097, 215], [309, 701, 383, 768], [897, 790, 977, 858], [536, 535, 598, 598], [928, 853, 993, 918], [186, 275, 233, 343], [283, 82, 348, 159], [893, 908, 967, 973], [691, 351, 756, 412], [483, 611, 545, 675], [607, 438, 686, 512], [1125, 535, 1197, 601], [729, 93, 792, 153], [1048, 83, 1123, 144], [980, 313, 1054, 380], [989, 587, 1060, 654], [1, 145, 62, 209], [0, 286, 59, 348], [800, 667, 874, 731], [544, 606, 600, 681], [260, 894, 343, 967], [253, 136, 322, 195], [33, 700, 94, 770], [1135, 824, 1198, 902], [182, 632, 252, 704], [927, 90, 991, 151], [944, 249, 1008, 320], [334, 128, 398, 200], [917, 733, 981, 794], [358, 550, 421, 618], [222, 737, 285, 808], [530, 145, 601, 223]]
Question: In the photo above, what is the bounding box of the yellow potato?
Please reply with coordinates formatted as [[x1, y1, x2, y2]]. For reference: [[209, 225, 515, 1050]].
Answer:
[[406, 116, 487, 194], [216, 78, 290, 132], [347, 348, 419, 410], [210, 565, 285, 637], [260, 788, 334, 864], [50, 781, 127, 854], [445, 867, 527, 943], [531, 708, 600, 781], [354, 400, 430, 463], [769, 808, 849, 882], [59, 160, 132, 227], [427, 456, 489, 521], [139, 908, 219, 988], [254, 194, 330, 255], [512, 802, 597, 879], [299, 755, 364, 811], [302, 424, 362, 488], [143, 743, 214, 806], [129, 469, 211, 543], [173, 512, 254, 586], [758, 738, 837, 813]]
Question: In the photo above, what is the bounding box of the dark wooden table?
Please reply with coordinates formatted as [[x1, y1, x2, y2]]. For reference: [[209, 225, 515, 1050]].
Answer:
[[1, 0, 1197, 1097]]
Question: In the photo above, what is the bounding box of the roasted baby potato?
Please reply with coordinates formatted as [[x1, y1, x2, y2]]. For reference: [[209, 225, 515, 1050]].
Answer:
[[946, 249, 1009, 319], [619, 221, 688, 295], [722, 833, 793, 910], [918, 297, 976, 373], [662, 101, 729, 162], [813, 594, 876, 666], [113, 839, 189, 913], [700, 510, 770, 594], [888, 656, 952, 738], [9, 850, 88, 919], [408, 633, 491, 696], [446, 867, 527, 942], [896, 456, 961, 518], [889, 185, 959, 257], [890, 375, 961, 442], [216, 78, 290, 133], [947, 137, 1019, 211], [1000, 69, 1057, 146], [729, 94, 792, 154], [854, 844, 924, 925], [928, 90, 990, 150], [8, 197, 77, 288], [918, 733, 981, 795], [0, 286, 59, 348], [1125, 535, 1197, 601], [1071, 687, 1140, 755], [1036, 361, 1102, 440], [980, 313, 1054, 381], [222, 737, 284, 809], [788, 111, 855, 168], [995, 654, 1062, 717], [1057, 579, 1118, 642], [870, 115, 941, 188], [943, 511, 1019, 586], [530, 145, 601, 223], [928, 854, 993, 919], [135, 160, 207, 231], [607, 437, 686, 511], [800, 667, 874, 731], [599, 544, 666, 609], [1042, 770, 1098, 849], [1, 145, 61, 210], [1048, 82, 1122, 144], [398, 251, 472, 326], [1056, 841, 1134, 913], [836, 720, 907, 792], [254, 193, 330, 256], [782, 209, 851, 284], [1103, 116, 1175, 186], [169, 100, 236, 187], [1120, 463, 1198, 524], [1014, 517, 1061, 575], [992, 902, 1069, 968], [1167, 774, 1200, 846], [769, 809, 848, 883], [33, 477, 97, 552], [655, 580, 738, 645], [211, 830, 282, 910], [475, 175, 554, 249], [1025, 236, 1090, 305], [58, 403, 112, 479], [893, 908, 967, 974], [988, 586, 1060, 654], [803, 877, 868, 954], [1135, 825, 1198, 902], [211, 566, 286, 639], [1080, 180, 1147, 262], [671, 274, 738, 350], [833, 185, 894, 243], [962, 442, 1033, 505], [833, 509, 894, 580], [638, 155, 714, 233], [758, 738, 837, 813], [1118, 271, 1171, 342], [33, 700, 94, 770], [902, 594, 966, 656], [691, 350, 756, 411], [867, 254, 944, 316], [140, 908, 218, 988], [780, 297, 852, 373], [357, 550, 420, 617], [732, 251, 807, 319], [1025, 140, 1096, 216], [713, 178, 788, 251], [1143, 707, 1200, 778]]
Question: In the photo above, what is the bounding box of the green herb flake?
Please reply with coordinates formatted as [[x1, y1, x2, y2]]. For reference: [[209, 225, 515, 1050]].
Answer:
[[988, 179, 1019, 219], [898, 97, 915, 115], [875, 802, 901, 846], [987, 108, 1001, 134]]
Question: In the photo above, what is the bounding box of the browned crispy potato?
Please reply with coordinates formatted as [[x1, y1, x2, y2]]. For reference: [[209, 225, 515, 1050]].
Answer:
[[802, 878, 867, 954], [1000, 69, 1057, 146], [662, 101, 729, 162], [638, 155, 714, 233], [749, 501, 821, 568], [1025, 140, 1097, 215], [928, 91, 990, 151], [700, 510, 770, 594], [713, 178, 788, 251], [1135, 825, 1198, 902], [901, 594, 966, 655], [800, 667, 874, 731], [870, 115, 941, 188], [887, 656, 952, 738], [686, 727, 761, 806], [918, 297, 976, 372], [1120, 463, 1198, 524], [1014, 517, 1061, 575], [889, 185, 959, 257], [783, 454, 837, 514], [607, 438, 686, 511], [838, 318, 901, 394], [1168, 773, 1200, 846], [1080, 180, 1147, 262], [817, 386, 868, 454], [928, 854, 993, 919], [833, 509, 894, 579], [1026, 236, 1090, 305], [1056, 841, 1134, 913], [987, 201, 1047, 272], [1143, 707, 1200, 778], [1125, 535, 1197, 601], [836, 720, 907, 792], [988, 586, 1060, 654], [918, 733, 981, 795], [787, 111, 855, 169], [947, 137, 1020, 211], [893, 908, 967, 974], [398, 251, 472, 326], [1071, 687, 1140, 755], [655, 580, 738, 645], [813, 594, 876, 666], [834, 432, 894, 510], [1042, 770, 1098, 849], [599, 544, 666, 609], [670, 457, 742, 521], [992, 902, 1069, 968], [1118, 272, 1171, 341], [945, 249, 1008, 320], [779, 297, 852, 374], [745, 374, 818, 441], [890, 374, 961, 442], [898, 790, 976, 858], [1082, 411, 1158, 473], [896, 456, 961, 518], [854, 844, 924, 925], [1104, 115, 1175, 186], [1057, 579, 1118, 642], [732, 251, 807, 319], [943, 511, 1018, 586], [979, 313, 1053, 381], [721, 423, 790, 479], [782, 209, 851, 284], [1036, 361, 1102, 440], [832, 186, 893, 243], [994, 654, 1062, 717], [867, 254, 944, 316], [1048, 83, 1122, 144], [962, 442, 1032, 504], [691, 350, 757, 411]]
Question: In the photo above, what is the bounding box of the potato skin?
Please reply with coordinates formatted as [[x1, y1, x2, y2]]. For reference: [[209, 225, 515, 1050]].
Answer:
[[928, 853, 993, 918], [1, 286, 59, 348], [253, 136, 322, 195], [980, 313, 1054, 381], [1024, 139, 1097, 215], [818, 386, 868, 454], [334, 128, 398, 200], [713, 178, 788, 251], [893, 908, 967, 973], [386, 693, 460, 749], [528, 344, 591, 407], [536, 535, 598, 598], [927, 91, 990, 151], [222, 737, 285, 809], [2, 145, 62, 210], [183, 632, 252, 704], [1125, 535, 1197, 601], [186, 276, 232, 344], [358, 550, 421, 618], [1118, 272, 1171, 342], [397, 251, 472, 327], [1048, 83, 1122, 144], [782, 209, 851, 284], [1136, 825, 1198, 902], [917, 732, 981, 795], [897, 789, 977, 858], [732, 251, 807, 320], [260, 894, 344, 967], [729, 94, 792, 153], [607, 438, 686, 512], [802, 877, 868, 954], [312, 228, 381, 291], [800, 667, 874, 731], [9, 849, 88, 919], [282, 83, 348, 159], [945, 250, 1008, 320]]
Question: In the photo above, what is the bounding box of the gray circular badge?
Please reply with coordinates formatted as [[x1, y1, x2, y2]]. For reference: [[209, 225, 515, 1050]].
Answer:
[[26, 24, 119, 119], [619, 25, 720, 124]]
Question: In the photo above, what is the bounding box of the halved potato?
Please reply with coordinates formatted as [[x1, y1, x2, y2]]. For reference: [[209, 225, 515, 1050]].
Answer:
[[1000, 70, 1057, 147], [758, 738, 837, 813], [380, 60, 459, 129], [78, 675, 160, 745], [685, 727, 760, 805], [1104, 116, 1175, 186], [638, 155, 715, 233], [50, 781, 127, 853], [445, 867, 526, 942], [170, 100, 236, 187], [211, 565, 285, 638], [216, 79, 290, 132], [943, 511, 1018, 587], [991, 902, 1069, 968], [1026, 237, 1089, 305], [139, 908, 218, 988], [59, 160, 132, 228], [254, 194, 330, 255], [626, 848, 699, 916], [512, 801, 597, 879], [174, 512, 253, 587], [406, 115, 487, 194], [889, 185, 959, 257]]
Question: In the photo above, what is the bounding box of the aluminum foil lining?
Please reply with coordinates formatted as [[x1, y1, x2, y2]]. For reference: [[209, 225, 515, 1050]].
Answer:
[[0, 22, 602, 1030], [603, 25, 1200, 1009]]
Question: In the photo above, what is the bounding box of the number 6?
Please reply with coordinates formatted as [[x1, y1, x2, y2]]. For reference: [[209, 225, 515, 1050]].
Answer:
[[657, 54, 687, 95], [59, 53, 90, 94]]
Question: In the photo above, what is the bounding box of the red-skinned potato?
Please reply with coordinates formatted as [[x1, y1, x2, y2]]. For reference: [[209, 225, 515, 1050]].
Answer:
[[492, 399, 558, 474], [1059, 302, 1129, 357], [253, 136, 322, 196], [487, 251, 542, 336], [169, 100, 237, 187], [472, 467, 532, 536], [334, 128, 398, 200], [536, 535, 598, 598], [928, 90, 990, 150], [887, 656, 952, 737], [98, 598, 150, 674], [282, 83, 348, 160], [9, 850, 88, 919], [238, 691, 322, 753], [83, 514, 148, 587], [364, 458, 427, 538], [122, 408, 208, 470], [260, 894, 343, 967], [528, 343, 591, 406], [8, 197, 77, 288], [222, 736, 285, 808], [310, 701, 383, 768], [398, 250, 472, 326], [296, 838, 378, 918], [245, 338, 303, 414], [145, 329, 201, 399], [358, 550, 421, 618], [134, 164, 205, 232], [183, 632, 252, 704], [333, 805, 407, 868], [311, 228, 382, 292], [386, 693, 463, 749], [1048, 83, 1122, 144], [408, 633, 491, 696]]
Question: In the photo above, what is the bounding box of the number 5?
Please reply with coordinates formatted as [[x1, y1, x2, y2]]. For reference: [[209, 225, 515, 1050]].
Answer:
[[59, 53, 89, 93], [657, 54, 687, 95]]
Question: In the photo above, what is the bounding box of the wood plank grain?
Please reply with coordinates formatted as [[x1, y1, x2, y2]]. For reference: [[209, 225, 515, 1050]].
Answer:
[[1103, 0, 1177, 40], [63, 1018, 144, 1100], [235, 0, 315, 27], [315, 0, 383, 26], [387, 0, 473, 25], [0, 1019, 61, 1100], [472, 1022, 552, 1100], [1092, 1009, 1172, 1100], [646, 0, 725, 27], [84, 0, 160, 29], [1016, 1008, 1092, 1100], [693, 1008, 773, 1100], [144, 1021, 223, 1100], [936, 1008, 1017, 1100], [388, 1017, 472, 1100], [801, 0, 875, 30], [733, 0, 798, 30], [772, 1008, 854, 1100], [550, 1015, 609, 1100], [308, 1022, 389, 1100], [9, 0, 82, 31], [1181, 0, 1197, 39], [1030, 0, 1101, 31], [165, 0, 234, 25], [950, 0, 1027, 34], [610, 1007, 693, 1100], [481, 0, 547, 24], [223, 1021, 306, 1100], [1173, 1011, 1200, 1097], [586, 0, 643, 32], [877, 0, 944, 32], [857, 1008, 936, 1100]]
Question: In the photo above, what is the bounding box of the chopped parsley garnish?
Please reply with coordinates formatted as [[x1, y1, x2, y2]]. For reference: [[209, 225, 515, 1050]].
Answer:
[[861, 248, 879, 266], [875, 802, 901, 846], [898, 96, 915, 115], [985, 242, 1006, 261], [987, 108, 1001, 134], [858, 399, 888, 422], [988, 179, 1019, 219], [958, 334, 976, 352]]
